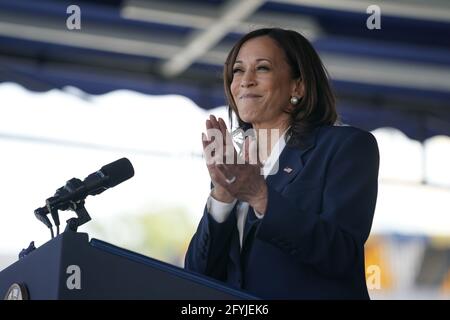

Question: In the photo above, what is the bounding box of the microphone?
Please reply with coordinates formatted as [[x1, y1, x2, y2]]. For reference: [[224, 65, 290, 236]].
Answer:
[[48, 157, 134, 211], [35, 158, 134, 234]]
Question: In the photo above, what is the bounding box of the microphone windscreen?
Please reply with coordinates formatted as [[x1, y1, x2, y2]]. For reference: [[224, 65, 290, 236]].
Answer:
[[100, 158, 134, 188]]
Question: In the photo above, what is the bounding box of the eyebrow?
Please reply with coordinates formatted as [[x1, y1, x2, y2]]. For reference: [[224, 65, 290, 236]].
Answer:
[[234, 58, 272, 64]]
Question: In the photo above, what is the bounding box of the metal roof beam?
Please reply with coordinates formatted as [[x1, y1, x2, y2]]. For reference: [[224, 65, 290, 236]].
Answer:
[[121, 0, 216, 29], [274, 0, 450, 23], [122, 0, 321, 40], [0, 12, 448, 92], [159, 0, 266, 77], [0, 12, 181, 58]]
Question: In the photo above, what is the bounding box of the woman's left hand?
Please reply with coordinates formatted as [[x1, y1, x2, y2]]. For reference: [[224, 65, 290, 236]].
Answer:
[[215, 136, 268, 215]]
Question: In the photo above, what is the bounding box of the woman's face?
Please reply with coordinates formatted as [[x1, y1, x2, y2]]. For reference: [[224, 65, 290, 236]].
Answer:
[[230, 36, 297, 129]]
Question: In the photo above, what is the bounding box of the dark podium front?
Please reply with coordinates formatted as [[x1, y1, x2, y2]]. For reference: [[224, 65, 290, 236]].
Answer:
[[0, 231, 255, 299]]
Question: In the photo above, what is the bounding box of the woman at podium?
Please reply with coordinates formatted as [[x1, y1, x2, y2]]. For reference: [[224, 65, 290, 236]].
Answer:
[[185, 28, 379, 299]]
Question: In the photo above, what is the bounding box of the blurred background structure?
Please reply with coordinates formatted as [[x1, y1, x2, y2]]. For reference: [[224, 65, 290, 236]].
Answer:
[[0, 0, 449, 299]]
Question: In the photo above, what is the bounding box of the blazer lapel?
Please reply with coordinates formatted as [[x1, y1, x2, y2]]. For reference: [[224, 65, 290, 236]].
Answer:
[[242, 206, 259, 251], [266, 127, 319, 193], [228, 225, 242, 277], [241, 127, 320, 249]]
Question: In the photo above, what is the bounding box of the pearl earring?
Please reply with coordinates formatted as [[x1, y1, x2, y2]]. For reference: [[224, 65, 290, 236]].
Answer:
[[290, 96, 299, 105]]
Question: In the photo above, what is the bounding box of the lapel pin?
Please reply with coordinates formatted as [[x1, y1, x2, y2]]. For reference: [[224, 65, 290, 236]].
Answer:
[[283, 167, 293, 173]]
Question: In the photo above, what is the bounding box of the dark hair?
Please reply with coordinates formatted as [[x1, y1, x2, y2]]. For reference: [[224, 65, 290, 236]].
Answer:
[[223, 28, 338, 147]]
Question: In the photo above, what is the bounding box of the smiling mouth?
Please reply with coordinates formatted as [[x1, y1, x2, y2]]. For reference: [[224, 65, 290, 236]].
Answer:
[[240, 94, 262, 99]]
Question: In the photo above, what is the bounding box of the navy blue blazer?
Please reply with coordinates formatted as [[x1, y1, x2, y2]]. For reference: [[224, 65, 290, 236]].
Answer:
[[185, 125, 379, 299]]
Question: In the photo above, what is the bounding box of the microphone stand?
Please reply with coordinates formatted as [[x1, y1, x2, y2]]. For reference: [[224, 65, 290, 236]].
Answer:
[[45, 178, 92, 233], [35, 179, 93, 237], [63, 199, 91, 232]]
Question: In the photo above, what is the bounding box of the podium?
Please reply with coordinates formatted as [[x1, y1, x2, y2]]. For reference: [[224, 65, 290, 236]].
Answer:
[[0, 231, 256, 299]]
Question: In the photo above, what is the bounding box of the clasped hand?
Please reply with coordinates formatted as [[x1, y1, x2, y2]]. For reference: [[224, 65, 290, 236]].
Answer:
[[202, 115, 268, 215]]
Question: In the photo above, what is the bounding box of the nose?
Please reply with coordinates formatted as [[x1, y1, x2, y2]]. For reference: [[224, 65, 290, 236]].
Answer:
[[240, 70, 256, 88]]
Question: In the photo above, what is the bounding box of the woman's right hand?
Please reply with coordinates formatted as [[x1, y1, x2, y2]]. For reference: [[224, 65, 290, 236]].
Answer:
[[202, 115, 236, 203]]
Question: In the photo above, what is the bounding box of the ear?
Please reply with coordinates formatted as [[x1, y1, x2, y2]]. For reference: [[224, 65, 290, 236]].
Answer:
[[291, 78, 304, 98]]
